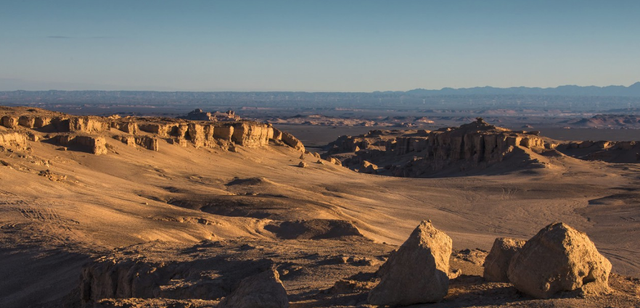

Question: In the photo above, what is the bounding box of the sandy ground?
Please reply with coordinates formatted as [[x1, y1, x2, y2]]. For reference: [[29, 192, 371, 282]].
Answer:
[[0, 123, 639, 307]]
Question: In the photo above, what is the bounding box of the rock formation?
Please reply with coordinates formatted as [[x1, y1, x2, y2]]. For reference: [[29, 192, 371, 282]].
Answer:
[[68, 116, 110, 133], [359, 160, 378, 174], [217, 268, 289, 308], [483, 237, 526, 282], [56, 135, 108, 155], [80, 253, 278, 305], [111, 121, 138, 134], [1, 115, 19, 129], [232, 122, 273, 147], [181, 108, 239, 121], [507, 222, 612, 298], [556, 140, 640, 163], [324, 118, 548, 177], [368, 220, 452, 306], [278, 129, 305, 152], [213, 124, 234, 141], [0, 107, 305, 155], [81, 258, 161, 303], [0, 131, 27, 149]]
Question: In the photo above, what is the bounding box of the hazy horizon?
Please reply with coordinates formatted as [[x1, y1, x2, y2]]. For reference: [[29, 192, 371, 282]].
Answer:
[[1, 79, 638, 93], [1, 1, 639, 92]]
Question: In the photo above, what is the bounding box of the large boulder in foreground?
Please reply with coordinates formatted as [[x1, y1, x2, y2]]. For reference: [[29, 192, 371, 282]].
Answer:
[[217, 268, 289, 308], [483, 237, 526, 282], [507, 222, 612, 298], [368, 220, 452, 306]]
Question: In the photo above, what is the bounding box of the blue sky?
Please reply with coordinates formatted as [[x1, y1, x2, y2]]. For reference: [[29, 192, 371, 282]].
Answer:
[[1, 0, 639, 91]]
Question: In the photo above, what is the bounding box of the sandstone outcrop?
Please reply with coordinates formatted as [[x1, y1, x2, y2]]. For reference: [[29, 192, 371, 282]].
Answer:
[[138, 122, 175, 138], [18, 115, 36, 128], [359, 160, 378, 174], [80, 253, 277, 305], [136, 136, 159, 151], [278, 129, 305, 152], [187, 123, 205, 148], [81, 258, 161, 302], [483, 237, 526, 282], [1, 115, 19, 129], [33, 116, 52, 128], [0, 107, 305, 155], [324, 118, 547, 177], [68, 116, 109, 133], [217, 268, 289, 308], [0, 131, 28, 148], [507, 222, 612, 298], [176, 124, 188, 140], [57, 134, 108, 155], [113, 135, 136, 147], [368, 220, 452, 306], [214, 124, 234, 141], [232, 122, 273, 147], [113, 135, 159, 151], [111, 121, 138, 134], [272, 128, 283, 140]]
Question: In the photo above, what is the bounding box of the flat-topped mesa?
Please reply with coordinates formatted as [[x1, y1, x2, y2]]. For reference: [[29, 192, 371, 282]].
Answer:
[[324, 118, 547, 176], [0, 107, 304, 155]]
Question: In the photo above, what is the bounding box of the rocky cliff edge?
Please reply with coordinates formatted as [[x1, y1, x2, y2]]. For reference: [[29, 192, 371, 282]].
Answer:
[[0, 107, 305, 155]]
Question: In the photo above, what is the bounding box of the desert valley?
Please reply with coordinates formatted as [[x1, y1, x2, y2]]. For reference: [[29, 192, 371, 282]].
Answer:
[[4, 1, 640, 307], [0, 105, 639, 307]]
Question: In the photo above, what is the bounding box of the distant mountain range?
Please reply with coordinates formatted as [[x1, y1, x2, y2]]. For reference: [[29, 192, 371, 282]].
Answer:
[[403, 82, 640, 97], [2, 82, 640, 115], [2, 81, 640, 97]]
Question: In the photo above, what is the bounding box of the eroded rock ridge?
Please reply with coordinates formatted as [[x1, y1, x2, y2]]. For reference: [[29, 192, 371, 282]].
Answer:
[[0, 107, 305, 154], [325, 118, 547, 176]]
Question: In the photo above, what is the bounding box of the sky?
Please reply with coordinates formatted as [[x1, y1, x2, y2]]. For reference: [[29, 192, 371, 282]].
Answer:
[[1, 0, 639, 92]]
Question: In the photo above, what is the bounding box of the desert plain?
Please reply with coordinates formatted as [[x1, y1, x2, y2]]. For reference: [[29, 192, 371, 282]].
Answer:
[[0, 106, 639, 307]]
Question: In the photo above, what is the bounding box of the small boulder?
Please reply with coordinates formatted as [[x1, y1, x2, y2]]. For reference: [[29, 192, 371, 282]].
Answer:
[[217, 268, 289, 308], [368, 220, 452, 306], [297, 161, 307, 168], [359, 160, 378, 174], [483, 237, 526, 282], [507, 222, 612, 298]]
